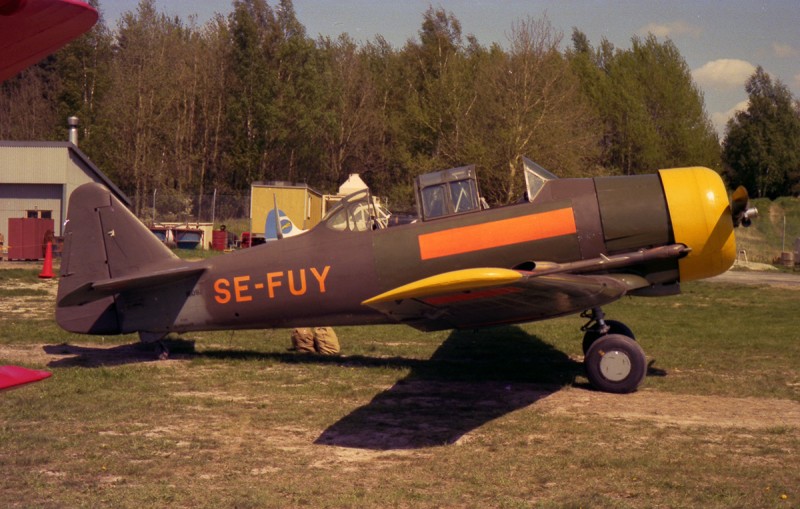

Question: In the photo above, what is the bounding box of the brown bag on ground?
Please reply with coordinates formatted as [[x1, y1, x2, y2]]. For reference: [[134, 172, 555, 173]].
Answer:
[[313, 327, 340, 355], [290, 328, 316, 353]]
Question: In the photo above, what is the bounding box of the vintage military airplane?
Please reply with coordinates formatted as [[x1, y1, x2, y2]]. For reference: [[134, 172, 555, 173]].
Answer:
[[55, 160, 755, 393], [0, 0, 98, 390]]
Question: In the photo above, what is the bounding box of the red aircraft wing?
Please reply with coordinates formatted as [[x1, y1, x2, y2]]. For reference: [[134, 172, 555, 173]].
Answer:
[[0, 0, 98, 82], [0, 365, 52, 390]]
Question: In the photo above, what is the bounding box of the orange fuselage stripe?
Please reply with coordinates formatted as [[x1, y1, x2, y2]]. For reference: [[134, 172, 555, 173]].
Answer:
[[418, 207, 577, 260]]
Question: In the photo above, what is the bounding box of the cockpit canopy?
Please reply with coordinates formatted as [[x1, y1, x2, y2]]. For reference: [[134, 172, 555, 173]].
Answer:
[[322, 157, 558, 231], [412, 158, 557, 221], [322, 189, 388, 232], [413, 165, 482, 221]]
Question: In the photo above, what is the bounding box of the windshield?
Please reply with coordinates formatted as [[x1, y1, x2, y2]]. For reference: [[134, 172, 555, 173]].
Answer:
[[523, 157, 557, 202]]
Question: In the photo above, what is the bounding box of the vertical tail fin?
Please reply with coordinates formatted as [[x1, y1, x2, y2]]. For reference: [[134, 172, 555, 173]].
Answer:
[[56, 183, 179, 334], [265, 208, 306, 240]]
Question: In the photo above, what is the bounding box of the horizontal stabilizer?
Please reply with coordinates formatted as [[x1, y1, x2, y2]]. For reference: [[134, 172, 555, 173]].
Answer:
[[57, 265, 206, 307]]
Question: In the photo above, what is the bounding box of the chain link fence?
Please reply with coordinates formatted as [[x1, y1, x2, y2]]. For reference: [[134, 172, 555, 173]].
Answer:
[[145, 190, 250, 226]]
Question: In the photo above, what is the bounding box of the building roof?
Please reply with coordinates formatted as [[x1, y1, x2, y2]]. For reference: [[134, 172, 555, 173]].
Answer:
[[251, 180, 323, 197], [0, 140, 131, 207]]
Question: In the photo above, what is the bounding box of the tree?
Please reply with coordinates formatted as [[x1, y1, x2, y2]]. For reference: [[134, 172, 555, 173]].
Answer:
[[224, 0, 324, 189], [0, 64, 60, 140], [471, 17, 601, 204], [192, 15, 231, 205], [359, 35, 414, 205], [96, 0, 195, 214], [316, 35, 384, 190], [53, 0, 113, 148], [568, 31, 720, 175], [223, 0, 276, 191], [723, 67, 800, 198], [401, 7, 477, 172]]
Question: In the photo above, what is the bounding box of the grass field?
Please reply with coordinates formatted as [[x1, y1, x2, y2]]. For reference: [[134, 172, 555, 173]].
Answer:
[[1, 267, 798, 508]]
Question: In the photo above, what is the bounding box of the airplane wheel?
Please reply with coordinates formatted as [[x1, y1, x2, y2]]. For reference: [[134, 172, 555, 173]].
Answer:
[[584, 334, 646, 394], [582, 319, 634, 354]]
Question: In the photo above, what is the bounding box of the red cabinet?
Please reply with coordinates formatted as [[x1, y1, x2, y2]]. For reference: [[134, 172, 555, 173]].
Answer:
[[8, 218, 54, 260]]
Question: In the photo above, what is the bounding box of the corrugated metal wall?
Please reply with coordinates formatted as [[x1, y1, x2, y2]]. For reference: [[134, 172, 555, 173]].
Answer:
[[0, 145, 70, 184]]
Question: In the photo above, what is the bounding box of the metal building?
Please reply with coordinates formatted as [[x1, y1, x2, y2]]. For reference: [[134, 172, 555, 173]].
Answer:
[[0, 140, 129, 244]]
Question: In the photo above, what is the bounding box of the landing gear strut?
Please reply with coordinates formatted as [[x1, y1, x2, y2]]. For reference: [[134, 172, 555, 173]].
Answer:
[[580, 308, 645, 394], [155, 341, 170, 361], [139, 331, 169, 360], [581, 307, 634, 354]]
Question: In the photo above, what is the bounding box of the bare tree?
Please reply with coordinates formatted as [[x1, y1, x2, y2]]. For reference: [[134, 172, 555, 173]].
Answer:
[[316, 35, 384, 189], [472, 16, 601, 203]]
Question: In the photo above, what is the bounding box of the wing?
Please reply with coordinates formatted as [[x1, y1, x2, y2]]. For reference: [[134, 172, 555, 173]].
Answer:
[[0, 365, 52, 391], [0, 0, 98, 82], [363, 244, 687, 331]]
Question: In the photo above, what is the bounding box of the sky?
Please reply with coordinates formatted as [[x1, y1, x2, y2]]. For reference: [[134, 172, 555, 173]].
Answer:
[[99, 0, 800, 138]]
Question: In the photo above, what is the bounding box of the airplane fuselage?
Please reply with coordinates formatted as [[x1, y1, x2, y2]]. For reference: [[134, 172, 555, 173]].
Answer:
[[107, 173, 679, 335]]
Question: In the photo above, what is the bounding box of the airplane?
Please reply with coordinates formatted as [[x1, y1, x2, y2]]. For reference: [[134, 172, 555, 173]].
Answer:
[[54, 159, 756, 393], [0, 0, 98, 390], [265, 206, 306, 240], [263, 193, 392, 241]]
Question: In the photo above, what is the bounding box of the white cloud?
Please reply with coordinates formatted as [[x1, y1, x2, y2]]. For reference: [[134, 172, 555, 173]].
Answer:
[[692, 59, 756, 89], [772, 42, 798, 58], [639, 21, 702, 38], [712, 100, 749, 135]]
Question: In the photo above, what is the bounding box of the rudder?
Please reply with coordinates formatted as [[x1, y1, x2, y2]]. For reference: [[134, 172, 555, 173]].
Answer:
[[56, 183, 179, 334]]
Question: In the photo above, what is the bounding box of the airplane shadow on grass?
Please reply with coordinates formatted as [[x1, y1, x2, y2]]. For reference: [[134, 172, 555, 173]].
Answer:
[[43, 326, 666, 450], [43, 340, 198, 368], [314, 326, 584, 450], [309, 327, 660, 450]]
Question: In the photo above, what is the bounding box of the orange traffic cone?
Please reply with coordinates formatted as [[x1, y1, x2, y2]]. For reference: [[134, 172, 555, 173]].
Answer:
[[39, 241, 54, 279]]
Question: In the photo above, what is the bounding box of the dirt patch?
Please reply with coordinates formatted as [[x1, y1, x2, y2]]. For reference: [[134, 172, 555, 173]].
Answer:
[[0, 342, 191, 368], [0, 278, 58, 319], [709, 269, 800, 289], [539, 386, 800, 430], [0, 343, 57, 365]]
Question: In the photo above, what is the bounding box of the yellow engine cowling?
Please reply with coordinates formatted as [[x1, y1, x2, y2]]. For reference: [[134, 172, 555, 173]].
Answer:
[[659, 167, 736, 282]]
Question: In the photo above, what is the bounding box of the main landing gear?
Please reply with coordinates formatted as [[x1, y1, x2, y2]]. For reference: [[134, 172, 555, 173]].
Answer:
[[580, 308, 646, 394], [139, 331, 170, 360]]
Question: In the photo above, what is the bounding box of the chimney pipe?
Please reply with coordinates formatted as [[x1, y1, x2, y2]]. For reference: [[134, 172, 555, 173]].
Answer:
[[67, 116, 79, 146]]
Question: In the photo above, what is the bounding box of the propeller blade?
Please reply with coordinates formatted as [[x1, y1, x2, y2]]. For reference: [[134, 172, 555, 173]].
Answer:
[[731, 186, 757, 227], [731, 186, 748, 216]]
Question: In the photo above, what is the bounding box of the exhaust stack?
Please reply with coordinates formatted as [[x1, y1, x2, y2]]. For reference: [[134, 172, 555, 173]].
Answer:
[[67, 116, 78, 146]]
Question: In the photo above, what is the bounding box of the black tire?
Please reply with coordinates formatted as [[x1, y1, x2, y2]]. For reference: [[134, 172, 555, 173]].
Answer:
[[582, 319, 634, 354], [584, 334, 647, 394]]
